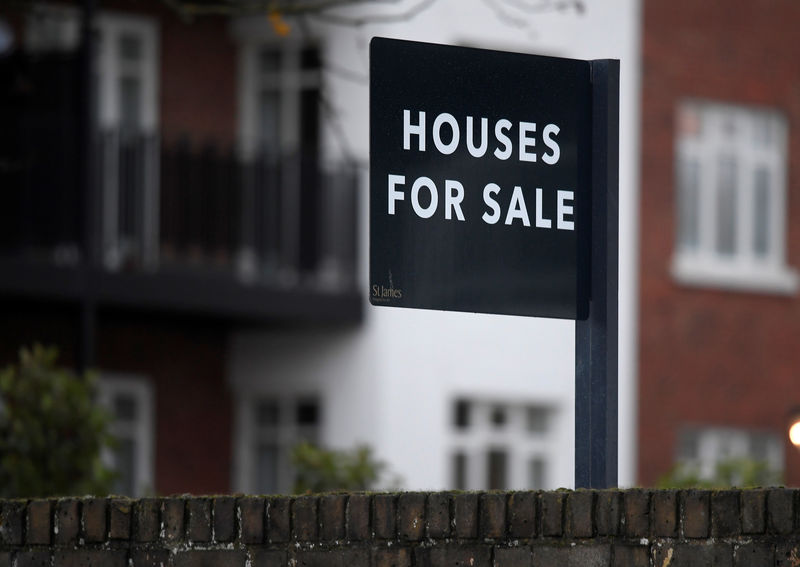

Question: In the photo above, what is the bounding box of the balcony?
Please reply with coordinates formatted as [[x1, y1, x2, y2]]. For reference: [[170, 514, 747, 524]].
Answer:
[[0, 55, 361, 325]]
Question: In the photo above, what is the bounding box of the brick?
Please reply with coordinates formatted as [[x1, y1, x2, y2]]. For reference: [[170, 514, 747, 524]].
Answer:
[[767, 488, 794, 535], [108, 499, 132, 540], [250, 550, 288, 567], [612, 545, 649, 567], [346, 494, 370, 541], [493, 547, 531, 567], [0, 552, 10, 567], [623, 490, 650, 538], [508, 492, 536, 539], [26, 500, 51, 545], [213, 497, 236, 542], [596, 491, 621, 536], [415, 546, 491, 567], [530, 547, 570, 567], [653, 543, 732, 567], [162, 498, 185, 542], [54, 499, 79, 545], [292, 496, 318, 541], [740, 490, 765, 534], [651, 491, 678, 538], [372, 547, 412, 567], [1, 500, 25, 546], [134, 498, 160, 542], [82, 498, 107, 543], [426, 492, 450, 539], [734, 543, 774, 567], [187, 498, 212, 543], [54, 550, 126, 567], [293, 549, 368, 567], [132, 550, 171, 567], [711, 490, 740, 538], [319, 494, 346, 542], [173, 551, 247, 567], [540, 492, 564, 537], [15, 551, 50, 567], [267, 497, 290, 543], [373, 494, 396, 539], [480, 493, 507, 539], [239, 497, 265, 544], [683, 490, 710, 538], [571, 545, 611, 567], [532, 545, 610, 567], [566, 491, 594, 538], [775, 544, 800, 567], [454, 493, 479, 539], [398, 492, 425, 541]]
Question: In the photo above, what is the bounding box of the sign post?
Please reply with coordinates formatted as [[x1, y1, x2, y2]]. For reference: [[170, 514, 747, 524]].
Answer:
[[574, 60, 619, 489], [369, 37, 619, 488]]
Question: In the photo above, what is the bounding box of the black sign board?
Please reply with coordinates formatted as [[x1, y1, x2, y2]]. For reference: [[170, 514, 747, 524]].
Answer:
[[370, 37, 592, 320]]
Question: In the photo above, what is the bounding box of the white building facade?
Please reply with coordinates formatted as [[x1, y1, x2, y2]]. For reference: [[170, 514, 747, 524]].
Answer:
[[229, 0, 641, 492]]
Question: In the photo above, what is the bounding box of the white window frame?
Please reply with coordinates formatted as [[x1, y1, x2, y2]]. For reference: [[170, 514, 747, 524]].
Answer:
[[95, 12, 161, 271], [234, 394, 321, 494], [232, 18, 324, 280], [672, 99, 798, 294], [97, 374, 155, 497], [676, 425, 783, 482], [449, 398, 558, 491]]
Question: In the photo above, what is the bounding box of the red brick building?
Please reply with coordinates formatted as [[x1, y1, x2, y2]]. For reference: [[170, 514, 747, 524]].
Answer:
[[0, 1, 360, 495], [638, 0, 800, 486]]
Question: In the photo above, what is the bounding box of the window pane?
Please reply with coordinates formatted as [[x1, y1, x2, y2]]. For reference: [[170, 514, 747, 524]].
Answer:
[[301, 47, 320, 70], [454, 400, 470, 429], [257, 90, 280, 155], [490, 406, 507, 428], [529, 457, 546, 489], [677, 158, 700, 252], [487, 449, 507, 490], [119, 76, 141, 135], [256, 401, 279, 427], [114, 394, 138, 422], [526, 406, 549, 434], [753, 114, 773, 147], [677, 429, 699, 460], [296, 400, 318, 425], [753, 167, 770, 257], [452, 452, 467, 490], [119, 33, 141, 62], [256, 443, 279, 494], [112, 437, 136, 495], [715, 155, 737, 255], [259, 48, 280, 74]]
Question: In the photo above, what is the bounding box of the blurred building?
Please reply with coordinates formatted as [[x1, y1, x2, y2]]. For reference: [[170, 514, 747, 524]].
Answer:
[[0, 1, 360, 495], [638, 0, 800, 485], [0, 0, 640, 495]]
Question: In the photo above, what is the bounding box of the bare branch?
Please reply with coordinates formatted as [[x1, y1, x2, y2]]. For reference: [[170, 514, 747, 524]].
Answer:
[[304, 0, 438, 27]]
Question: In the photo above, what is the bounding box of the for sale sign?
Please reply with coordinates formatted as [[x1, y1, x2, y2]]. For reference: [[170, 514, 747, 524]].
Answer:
[[369, 37, 592, 319]]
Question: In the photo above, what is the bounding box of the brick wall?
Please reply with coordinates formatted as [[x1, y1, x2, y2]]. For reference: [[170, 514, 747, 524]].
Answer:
[[2, 490, 800, 566], [638, 0, 800, 486]]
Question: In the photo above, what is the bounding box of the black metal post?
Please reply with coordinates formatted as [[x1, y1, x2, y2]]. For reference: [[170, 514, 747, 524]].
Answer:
[[575, 59, 620, 489], [78, 0, 97, 374]]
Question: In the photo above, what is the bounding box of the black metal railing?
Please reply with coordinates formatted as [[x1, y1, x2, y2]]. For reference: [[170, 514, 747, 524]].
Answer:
[[0, 127, 359, 291]]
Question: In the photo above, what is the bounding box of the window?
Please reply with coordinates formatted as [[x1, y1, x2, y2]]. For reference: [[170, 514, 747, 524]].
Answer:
[[95, 14, 160, 271], [97, 375, 155, 496], [676, 425, 783, 485], [235, 37, 322, 280], [450, 399, 554, 490], [237, 396, 321, 494], [672, 100, 797, 293]]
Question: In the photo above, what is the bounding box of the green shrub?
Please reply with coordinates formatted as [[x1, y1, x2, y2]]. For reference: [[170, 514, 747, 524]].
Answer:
[[656, 458, 783, 489], [291, 442, 396, 494], [0, 345, 115, 497]]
